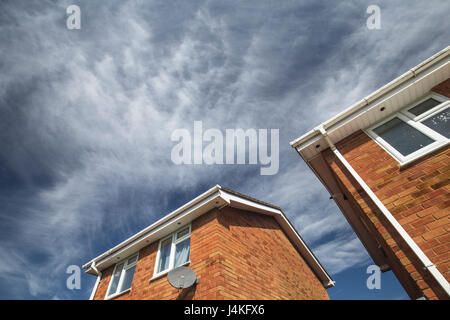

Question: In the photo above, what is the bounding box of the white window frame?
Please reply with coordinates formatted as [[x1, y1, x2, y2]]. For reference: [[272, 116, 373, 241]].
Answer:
[[152, 224, 191, 279], [366, 93, 449, 167], [105, 252, 139, 300]]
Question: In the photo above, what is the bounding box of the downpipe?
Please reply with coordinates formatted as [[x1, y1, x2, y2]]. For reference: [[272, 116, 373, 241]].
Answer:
[[315, 125, 450, 298]]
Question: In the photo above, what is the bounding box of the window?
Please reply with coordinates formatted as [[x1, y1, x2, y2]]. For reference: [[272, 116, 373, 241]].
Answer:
[[106, 253, 138, 299], [367, 94, 449, 165], [153, 225, 191, 277], [372, 117, 435, 156]]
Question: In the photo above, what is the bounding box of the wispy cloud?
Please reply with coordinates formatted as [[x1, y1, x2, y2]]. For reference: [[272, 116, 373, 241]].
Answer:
[[0, 0, 448, 299]]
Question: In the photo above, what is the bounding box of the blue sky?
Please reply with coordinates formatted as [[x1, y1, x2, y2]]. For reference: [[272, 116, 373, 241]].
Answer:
[[0, 0, 449, 300]]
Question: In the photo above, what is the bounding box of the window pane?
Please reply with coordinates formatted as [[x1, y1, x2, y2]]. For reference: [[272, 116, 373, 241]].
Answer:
[[158, 238, 172, 273], [127, 255, 138, 265], [107, 263, 123, 296], [421, 109, 450, 138], [176, 227, 189, 240], [408, 98, 440, 116], [120, 265, 136, 292], [373, 117, 434, 156], [174, 238, 190, 267]]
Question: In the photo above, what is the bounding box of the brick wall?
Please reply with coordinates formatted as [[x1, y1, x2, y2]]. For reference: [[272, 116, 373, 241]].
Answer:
[[213, 207, 329, 299], [431, 78, 450, 98], [93, 206, 329, 300], [321, 79, 450, 300]]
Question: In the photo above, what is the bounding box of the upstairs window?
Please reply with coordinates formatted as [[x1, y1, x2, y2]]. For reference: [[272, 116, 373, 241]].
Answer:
[[106, 253, 138, 299], [153, 225, 191, 278], [367, 94, 449, 165]]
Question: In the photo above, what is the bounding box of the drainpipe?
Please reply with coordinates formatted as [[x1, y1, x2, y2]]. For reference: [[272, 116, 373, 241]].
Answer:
[[89, 261, 102, 300], [315, 125, 450, 299]]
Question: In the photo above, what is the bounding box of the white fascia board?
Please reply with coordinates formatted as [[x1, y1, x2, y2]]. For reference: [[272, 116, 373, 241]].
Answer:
[[94, 192, 225, 272], [219, 190, 282, 216], [295, 59, 449, 162], [290, 46, 450, 151], [84, 186, 334, 288], [220, 189, 334, 288], [326, 60, 450, 135], [84, 185, 277, 272], [83, 185, 223, 271], [274, 212, 334, 288], [84, 187, 280, 273]]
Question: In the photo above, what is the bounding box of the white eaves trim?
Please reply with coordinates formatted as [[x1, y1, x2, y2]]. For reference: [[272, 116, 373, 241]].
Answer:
[[219, 190, 282, 216], [220, 190, 334, 288], [290, 46, 450, 158], [83, 185, 334, 289], [82, 185, 224, 272]]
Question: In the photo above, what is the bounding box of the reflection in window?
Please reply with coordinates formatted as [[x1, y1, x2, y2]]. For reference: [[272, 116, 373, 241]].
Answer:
[[421, 108, 450, 138], [372, 117, 434, 156], [106, 254, 138, 298], [154, 225, 191, 276]]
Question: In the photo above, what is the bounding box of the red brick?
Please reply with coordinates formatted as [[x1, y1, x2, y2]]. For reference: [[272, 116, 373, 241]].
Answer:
[[93, 207, 329, 300], [322, 83, 450, 300]]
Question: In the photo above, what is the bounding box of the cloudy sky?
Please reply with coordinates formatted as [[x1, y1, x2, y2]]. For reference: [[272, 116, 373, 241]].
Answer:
[[0, 0, 449, 300]]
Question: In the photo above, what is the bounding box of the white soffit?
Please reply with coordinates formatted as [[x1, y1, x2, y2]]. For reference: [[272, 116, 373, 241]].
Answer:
[[84, 188, 226, 274], [291, 47, 450, 161], [220, 190, 282, 216]]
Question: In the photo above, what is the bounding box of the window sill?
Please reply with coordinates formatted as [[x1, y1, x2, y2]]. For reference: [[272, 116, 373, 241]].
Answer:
[[149, 261, 191, 283], [104, 288, 131, 300]]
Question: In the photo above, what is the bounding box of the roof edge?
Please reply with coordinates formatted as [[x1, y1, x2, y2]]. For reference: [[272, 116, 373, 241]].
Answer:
[[82, 185, 222, 270], [82, 186, 334, 288], [290, 46, 450, 150]]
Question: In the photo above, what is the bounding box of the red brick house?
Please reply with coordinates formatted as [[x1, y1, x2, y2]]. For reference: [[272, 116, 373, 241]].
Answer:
[[290, 47, 450, 300], [83, 185, 333, 300]]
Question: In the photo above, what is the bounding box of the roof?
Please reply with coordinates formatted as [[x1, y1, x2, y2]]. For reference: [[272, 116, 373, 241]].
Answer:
[[290, 46, 450, 161], [82, 185, 335, 288]]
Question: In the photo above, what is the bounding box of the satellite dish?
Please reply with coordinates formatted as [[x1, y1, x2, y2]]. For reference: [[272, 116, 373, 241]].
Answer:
[[167, 266, 198, 289]]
